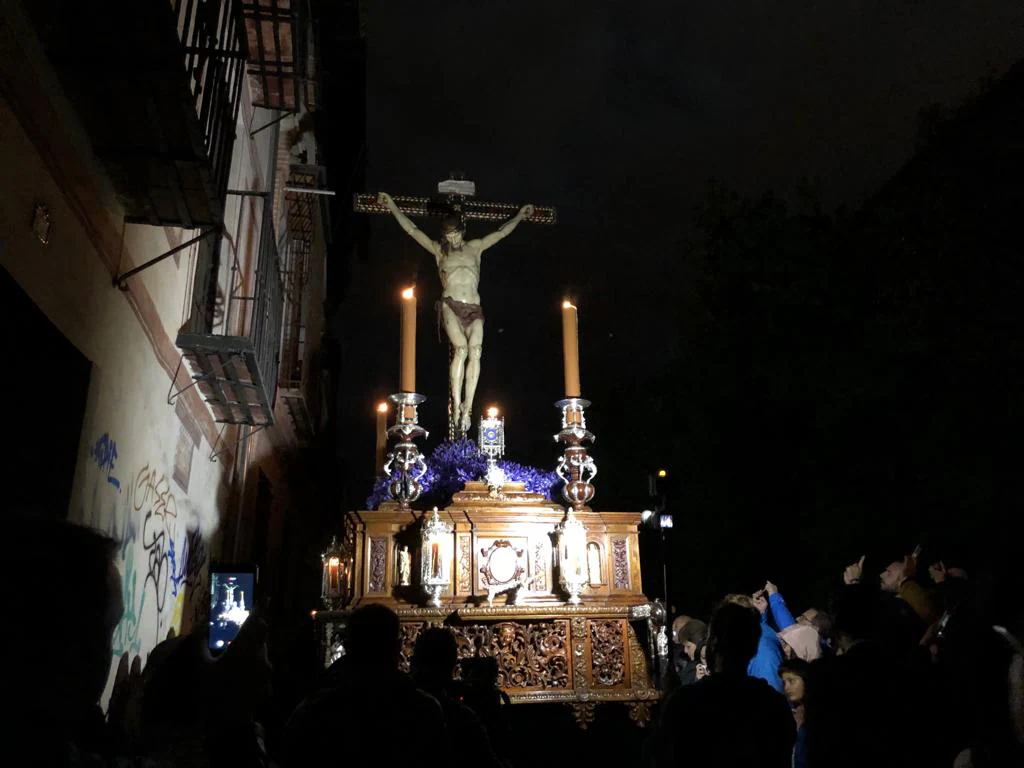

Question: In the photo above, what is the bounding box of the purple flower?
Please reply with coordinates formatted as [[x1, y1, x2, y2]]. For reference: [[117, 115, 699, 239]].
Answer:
[[366, 439, 562, 509]]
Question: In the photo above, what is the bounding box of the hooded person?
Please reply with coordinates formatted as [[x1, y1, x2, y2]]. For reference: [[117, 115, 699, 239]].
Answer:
[[779, 624, 823, 662]]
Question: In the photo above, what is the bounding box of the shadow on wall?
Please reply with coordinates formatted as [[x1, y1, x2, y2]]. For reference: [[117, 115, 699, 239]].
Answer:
[[0, 264, 92, 519]]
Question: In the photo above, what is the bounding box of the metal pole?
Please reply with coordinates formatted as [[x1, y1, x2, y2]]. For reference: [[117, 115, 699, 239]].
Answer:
[[661, 527, 669, 612], [249, 110, 292, 139], [284, 187, 337, 196], [113, 227, 219, 289]]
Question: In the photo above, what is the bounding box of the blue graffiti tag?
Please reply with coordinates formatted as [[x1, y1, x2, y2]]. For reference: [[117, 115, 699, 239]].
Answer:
[[89, 433, 121, 491], [168, 537, 181, 597], [168, 527, 207, 598]]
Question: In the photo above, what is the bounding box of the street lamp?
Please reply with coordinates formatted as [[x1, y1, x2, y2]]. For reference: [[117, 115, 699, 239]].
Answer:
[[641, 509, 673, 615]]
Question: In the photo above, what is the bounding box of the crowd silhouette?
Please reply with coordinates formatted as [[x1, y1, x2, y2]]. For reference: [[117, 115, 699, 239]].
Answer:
[[5, 514, 1022, 767]]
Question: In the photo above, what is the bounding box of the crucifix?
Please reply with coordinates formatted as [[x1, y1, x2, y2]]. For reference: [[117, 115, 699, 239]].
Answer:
[[355, 174, 556, 438]]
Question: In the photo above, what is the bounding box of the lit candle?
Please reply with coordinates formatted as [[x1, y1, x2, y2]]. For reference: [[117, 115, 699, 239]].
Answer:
[[375, 402, 388, 474], [431, 542, 441, 579], [328, 556, 340, 592], [561, 300, 581, 398], [566, 546, 579, 578], [400, 287, 416, 392]]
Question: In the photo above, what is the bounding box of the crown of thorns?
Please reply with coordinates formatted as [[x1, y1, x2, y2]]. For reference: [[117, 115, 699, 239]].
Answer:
[[440, 215, 466, 234]]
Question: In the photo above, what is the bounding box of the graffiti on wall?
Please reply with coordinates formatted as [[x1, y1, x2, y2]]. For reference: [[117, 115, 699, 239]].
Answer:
[[111, 546, 145, 657], [170, 526, 208, 599], [136, 463, 178, 616], [89, 433, 121, 491], [82, 432, 211, 658]]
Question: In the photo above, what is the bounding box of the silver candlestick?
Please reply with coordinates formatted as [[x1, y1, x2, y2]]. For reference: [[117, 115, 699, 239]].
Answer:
[[554, 397, 597, 510], [384, 392, 429, 509]]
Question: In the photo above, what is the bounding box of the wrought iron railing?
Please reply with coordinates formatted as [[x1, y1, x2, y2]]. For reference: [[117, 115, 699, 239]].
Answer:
[[173, 0, 248, 216], [278, 166, 317, 390], [250, 176, 285, 411], [174, 123, 284, 428]]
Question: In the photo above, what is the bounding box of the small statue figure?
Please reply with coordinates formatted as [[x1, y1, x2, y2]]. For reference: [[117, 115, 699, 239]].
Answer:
[[398, 546, 412, 586]]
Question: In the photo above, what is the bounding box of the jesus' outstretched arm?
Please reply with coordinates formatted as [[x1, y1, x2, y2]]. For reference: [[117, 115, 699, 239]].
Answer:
[[474, 204, 535, 251], [378, 192, 439, 255]]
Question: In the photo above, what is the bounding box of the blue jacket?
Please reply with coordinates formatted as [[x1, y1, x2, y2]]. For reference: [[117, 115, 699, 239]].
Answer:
[[747, 614, 785, 693], [794, 723, 807, 768], [769, 592, 797, 631]]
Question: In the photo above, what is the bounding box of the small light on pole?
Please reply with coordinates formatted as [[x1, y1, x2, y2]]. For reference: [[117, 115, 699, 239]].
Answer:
[[641, 509, 672, 623]]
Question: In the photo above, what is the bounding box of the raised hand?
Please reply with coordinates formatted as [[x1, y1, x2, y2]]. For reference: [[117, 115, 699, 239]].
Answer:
[[377, 191, 393, 207], [844, 555, 865, 585], [903, 552, 918, 581], [764, 580, 779, 596], [520, 203, 535, 218], [752, 591, 769, 615]]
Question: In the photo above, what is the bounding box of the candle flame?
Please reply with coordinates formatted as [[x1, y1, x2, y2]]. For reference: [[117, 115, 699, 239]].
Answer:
[[487, 406, 499, 418], [401, 287, 415, 300], [562, 300, 575, 309], [377, 402, 389, 413]]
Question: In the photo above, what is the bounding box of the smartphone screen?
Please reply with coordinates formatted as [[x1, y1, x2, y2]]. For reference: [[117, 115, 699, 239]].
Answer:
[[209, 566, 256, 651]]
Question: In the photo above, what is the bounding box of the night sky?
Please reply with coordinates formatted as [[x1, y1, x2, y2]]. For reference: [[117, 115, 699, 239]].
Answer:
[[325, 1, 1024, 612]]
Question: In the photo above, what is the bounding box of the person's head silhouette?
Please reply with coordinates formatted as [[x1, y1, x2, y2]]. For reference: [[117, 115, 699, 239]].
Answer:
[[411, 627, 458, 688], [706, 602, 761, 675], [4, 515, 121, 726], [345, 604, 402, 669]]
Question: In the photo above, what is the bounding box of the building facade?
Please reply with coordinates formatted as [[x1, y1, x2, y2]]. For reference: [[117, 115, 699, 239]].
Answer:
[[0, 0, 336, 705]]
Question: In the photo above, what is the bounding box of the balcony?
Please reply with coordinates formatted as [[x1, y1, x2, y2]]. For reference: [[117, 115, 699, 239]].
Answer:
[[173, 125, 284, 431], [241, 0, 313, 113], [175, 193, 283, 428], [276, 163, 326, 443], [24, 0, 247, 228]]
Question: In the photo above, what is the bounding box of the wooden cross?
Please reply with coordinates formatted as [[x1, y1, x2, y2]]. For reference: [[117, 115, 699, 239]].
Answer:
[[353, 174, 557, 440], [353, 174, 557, 226]]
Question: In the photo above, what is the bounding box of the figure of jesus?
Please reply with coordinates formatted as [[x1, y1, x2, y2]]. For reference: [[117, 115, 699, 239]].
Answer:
[[378, 192, 534, 434]]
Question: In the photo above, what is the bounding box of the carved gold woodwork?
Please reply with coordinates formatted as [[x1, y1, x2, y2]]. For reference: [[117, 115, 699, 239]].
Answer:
[[628, 701, 653, 728], [571, 702, 597, 729], [589, 619, 627, 687], [338, 480, 659, 720], [347, 483, 644, 608], [396, 613, 652, 696], [478, 539, 526, 589]]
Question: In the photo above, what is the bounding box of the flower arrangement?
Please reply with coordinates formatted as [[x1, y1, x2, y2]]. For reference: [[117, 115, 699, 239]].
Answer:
[[367, 439, 560, 510]]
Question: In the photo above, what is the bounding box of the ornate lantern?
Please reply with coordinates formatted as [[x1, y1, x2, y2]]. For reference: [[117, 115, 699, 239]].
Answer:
[[420, 507, 453, 607], [479, 406, 507, 495], [321, 535, 350, 609], [556, 507, 588, 604], [478, 406, 505, 460]]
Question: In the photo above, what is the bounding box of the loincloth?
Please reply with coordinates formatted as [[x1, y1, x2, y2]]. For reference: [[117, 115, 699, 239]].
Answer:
[[438, 296, 484, 337]]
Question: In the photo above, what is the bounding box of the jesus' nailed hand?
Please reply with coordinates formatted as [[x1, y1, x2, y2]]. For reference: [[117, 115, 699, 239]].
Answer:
[[377, 192, 534, 435]]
